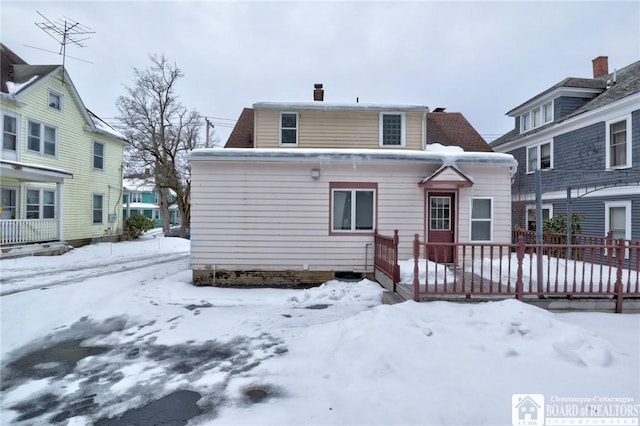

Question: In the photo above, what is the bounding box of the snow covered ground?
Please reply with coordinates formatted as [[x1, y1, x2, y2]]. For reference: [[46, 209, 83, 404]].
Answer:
[[1, 232, 638, 425]]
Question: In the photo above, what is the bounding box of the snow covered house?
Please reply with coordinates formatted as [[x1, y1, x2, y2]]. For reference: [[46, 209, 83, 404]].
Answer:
[[189, 85, 517, 286], [0, 44, 126, 256], [123, 176, 179, 227], [492, 57, 639, 240]]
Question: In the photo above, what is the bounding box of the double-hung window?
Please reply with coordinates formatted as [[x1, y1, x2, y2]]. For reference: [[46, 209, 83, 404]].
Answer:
[[93, 194, 104, 224], [26, 189, 55, 219], [605, 201, 631, 241], [93, 141, 105, 170], [526, 141, 552, 173], [2, 114, 17, 151], [131, 192, 142, 203], [521, 101, 553, 133], [27, 120, 57, 156], [379, 113, 405, 147], [471, 198, 492, 242], [330, 183, 376, 233], [526, 205, 552, 231], [48, 90, 63, 111], [280, 112, 298, 146], [606, 117, 631, 169]]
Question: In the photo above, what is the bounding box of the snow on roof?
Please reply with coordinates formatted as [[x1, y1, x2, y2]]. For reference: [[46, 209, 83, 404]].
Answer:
[[190, 147, 518, 172], [5, 76, 38, 94], [123, 177, 156, 192], [253, 101, 429, 112], [88, 110, 127, 141]]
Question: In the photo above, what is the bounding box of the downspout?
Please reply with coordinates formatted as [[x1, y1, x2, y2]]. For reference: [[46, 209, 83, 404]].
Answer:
[[113, 163, 124, 234], [421, 109, 427, 150]]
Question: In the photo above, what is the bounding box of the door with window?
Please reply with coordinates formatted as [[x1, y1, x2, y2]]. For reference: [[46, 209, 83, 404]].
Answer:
[[427, 192, 455, 263]]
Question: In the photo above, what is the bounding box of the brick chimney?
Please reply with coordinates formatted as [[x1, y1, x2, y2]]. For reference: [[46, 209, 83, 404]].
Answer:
[[313, 83, 324, 101], [592, 56, 609, 78]]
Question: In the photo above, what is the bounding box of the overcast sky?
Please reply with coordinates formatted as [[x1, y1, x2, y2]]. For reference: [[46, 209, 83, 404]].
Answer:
[[2, 1, 639, 144]]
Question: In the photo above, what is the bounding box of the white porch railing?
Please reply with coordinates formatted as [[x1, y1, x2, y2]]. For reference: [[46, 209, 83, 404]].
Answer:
[[0, 219, 60, 245]]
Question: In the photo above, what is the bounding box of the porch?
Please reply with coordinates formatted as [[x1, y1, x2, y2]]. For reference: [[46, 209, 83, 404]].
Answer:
[[374, 230, 640, 313]]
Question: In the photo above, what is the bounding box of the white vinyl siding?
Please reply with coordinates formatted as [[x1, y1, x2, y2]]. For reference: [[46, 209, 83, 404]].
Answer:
[[190, 160, 513, 272]]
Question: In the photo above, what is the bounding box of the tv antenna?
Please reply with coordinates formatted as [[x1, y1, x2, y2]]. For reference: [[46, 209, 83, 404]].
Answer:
[[27, 11, 95, 83]]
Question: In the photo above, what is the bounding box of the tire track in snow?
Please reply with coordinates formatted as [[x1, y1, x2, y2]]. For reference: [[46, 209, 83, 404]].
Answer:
[[0, 253, 190, 297]]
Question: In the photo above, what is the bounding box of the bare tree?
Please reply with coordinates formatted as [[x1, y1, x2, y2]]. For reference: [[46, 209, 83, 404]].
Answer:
[[117, 54, 202, 237]]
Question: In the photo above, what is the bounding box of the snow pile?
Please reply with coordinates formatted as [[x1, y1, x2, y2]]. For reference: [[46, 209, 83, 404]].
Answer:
[[398, 258, 456, 285], [288, 279, 383, 306], [425, 142, 464, 153], [217, 299, 630, 425]]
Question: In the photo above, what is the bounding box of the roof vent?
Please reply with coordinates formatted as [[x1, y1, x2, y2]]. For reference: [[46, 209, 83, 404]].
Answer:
[[433, 107, 446, 112]]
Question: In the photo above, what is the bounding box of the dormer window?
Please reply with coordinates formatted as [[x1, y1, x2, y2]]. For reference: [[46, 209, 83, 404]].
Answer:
[[520, 101, 553, 133], [48, 90, 63, 111], [379, 112, 406, 147], [280, 112, 298, 146]]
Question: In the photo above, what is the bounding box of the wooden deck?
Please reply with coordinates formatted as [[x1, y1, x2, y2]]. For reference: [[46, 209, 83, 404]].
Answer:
[[392, 269, 516, 302]]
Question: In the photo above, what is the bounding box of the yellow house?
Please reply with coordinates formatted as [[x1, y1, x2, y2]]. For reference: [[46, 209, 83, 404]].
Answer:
[[0, 44, 126, 256]]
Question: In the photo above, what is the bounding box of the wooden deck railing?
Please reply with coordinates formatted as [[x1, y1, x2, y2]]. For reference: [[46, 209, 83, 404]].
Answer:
[[0, 219, 59, 245], [373, 231, 640, 313], [374, 230, 400, 286]]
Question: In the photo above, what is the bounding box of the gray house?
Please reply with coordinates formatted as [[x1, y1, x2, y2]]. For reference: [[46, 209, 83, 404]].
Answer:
[[492, 56, 639, 240]]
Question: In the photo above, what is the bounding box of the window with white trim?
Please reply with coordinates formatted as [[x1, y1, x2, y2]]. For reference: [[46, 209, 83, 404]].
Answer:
[[93, 141, 105, 170], [331, 184, 376, 233], [605, 201, 631, 241], [27, 120, 57, 156], [526, 205, 552, 231], [471, 198, 492, 242], [93, 194, 104, 224], [280, 112, 298, 146], [26, 188, 55, 219], [379, 112, 405, 146], [131, 192, 142, 203], [520, 101, 553, 133], [2, 113, 18, 151], [605, 117, 631, 169], [526, 141, 553, 173], [48, 90, 63, 111]]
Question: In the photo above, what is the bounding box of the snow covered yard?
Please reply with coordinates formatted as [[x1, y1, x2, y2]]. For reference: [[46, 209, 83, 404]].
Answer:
[[1, 235, 639, 425]]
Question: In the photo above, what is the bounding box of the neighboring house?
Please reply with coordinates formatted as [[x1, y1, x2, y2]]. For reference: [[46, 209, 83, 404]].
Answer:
[[0, 44, 126, 254], [190, 84, 517, 286], [492, 56, 639, 240], [122, 176, 179, 226]]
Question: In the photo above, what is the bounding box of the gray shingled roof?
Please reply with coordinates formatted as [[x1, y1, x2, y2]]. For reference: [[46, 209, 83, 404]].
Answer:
[[492, 60, 640, 148], [1, 44, 59, 94]]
